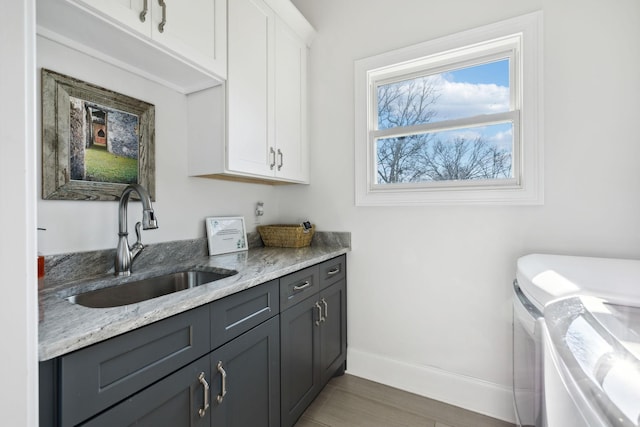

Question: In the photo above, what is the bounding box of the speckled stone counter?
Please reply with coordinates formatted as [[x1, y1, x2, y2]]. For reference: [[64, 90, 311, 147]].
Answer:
[[39, 232, 350, 361]]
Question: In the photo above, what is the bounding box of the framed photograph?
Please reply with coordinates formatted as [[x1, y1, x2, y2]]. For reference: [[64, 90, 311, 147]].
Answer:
[[41, 69, 155, 201], [205, 216, 248, 256]]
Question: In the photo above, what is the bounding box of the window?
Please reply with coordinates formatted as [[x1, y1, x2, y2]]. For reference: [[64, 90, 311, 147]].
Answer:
[[355, 12, 543, 205]]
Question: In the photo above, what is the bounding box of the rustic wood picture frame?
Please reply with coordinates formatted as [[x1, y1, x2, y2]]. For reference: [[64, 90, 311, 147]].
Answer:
[[41, 69, 155, 201]]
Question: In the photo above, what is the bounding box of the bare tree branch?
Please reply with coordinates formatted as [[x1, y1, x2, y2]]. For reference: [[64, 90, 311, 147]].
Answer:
[[376, 75, 511, 184]]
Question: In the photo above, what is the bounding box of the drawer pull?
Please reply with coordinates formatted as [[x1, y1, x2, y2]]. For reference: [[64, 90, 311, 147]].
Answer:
[[315, 302, 322, 326], [198, 372, 210, 417], [293, 281, 311, 291], [139, 0, 148, 22], [158, 0, 167, 33], [327, 267, 340, 275], [321, 298, 328, 321], [216, 361, 227, 404]]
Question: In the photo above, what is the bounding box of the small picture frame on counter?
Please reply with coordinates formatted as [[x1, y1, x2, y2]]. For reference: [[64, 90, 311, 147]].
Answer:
[[205, 216, 248, 256]]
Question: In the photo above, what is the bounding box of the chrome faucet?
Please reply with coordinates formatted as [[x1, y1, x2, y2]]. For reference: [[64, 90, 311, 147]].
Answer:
[[115, 184, 158, 276]]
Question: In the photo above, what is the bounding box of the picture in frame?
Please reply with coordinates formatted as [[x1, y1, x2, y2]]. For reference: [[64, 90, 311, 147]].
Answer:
[[41, 69, 155, 201], [205, 217, 248, 256]]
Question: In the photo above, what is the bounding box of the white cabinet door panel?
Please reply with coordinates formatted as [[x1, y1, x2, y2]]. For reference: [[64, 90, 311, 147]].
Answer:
[[275, 19, 307, 182], [227, 0, 275, 177], [151, 0, 226, 78]]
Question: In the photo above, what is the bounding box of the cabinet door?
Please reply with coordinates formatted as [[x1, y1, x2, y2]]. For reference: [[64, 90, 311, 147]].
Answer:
[[151, 0, 227, 78], [274, 18, 308, 182], [320, 280, 347, 384], [280, 296, 321, 427], [78, 0, 149, 35], [227, 0, 275, 178], [81, 355, 210, 427], [210, 316, 280, 427]]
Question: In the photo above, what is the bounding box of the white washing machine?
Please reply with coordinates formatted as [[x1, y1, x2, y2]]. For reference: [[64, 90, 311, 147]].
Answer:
[[543, 295, 640, 427], [512, 280, 544, 427], [514, 254, 640, 427]]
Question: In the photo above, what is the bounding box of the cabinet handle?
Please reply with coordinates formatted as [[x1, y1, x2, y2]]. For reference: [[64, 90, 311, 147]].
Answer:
[[315, 302, 322, 326], [198, 372, 210, 417], [139, 0, 148, 22], [327, 267, 340, 276], [216, 361, 227, 404], [321, 298, 328, 321], [277, 149, 283, 171], [293, 281, 311, 291], [158, 0, 167, 33], [269, 147, 276, 170]]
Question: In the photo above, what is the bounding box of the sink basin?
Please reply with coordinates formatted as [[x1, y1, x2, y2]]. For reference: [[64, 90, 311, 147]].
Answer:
[[67, 269, 236, 308]]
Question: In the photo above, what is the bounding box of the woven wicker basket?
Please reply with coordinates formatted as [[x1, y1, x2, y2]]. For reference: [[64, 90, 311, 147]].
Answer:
[[257, 224, 315, 248]]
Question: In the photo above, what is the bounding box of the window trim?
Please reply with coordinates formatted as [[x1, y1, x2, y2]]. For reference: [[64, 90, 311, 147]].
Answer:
[[354, 11, 543, 206]]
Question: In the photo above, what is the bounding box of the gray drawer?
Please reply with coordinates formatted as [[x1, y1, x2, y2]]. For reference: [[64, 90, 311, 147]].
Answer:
[[319, 255, 346, 290], [211, 279, 279, 349], [60, 305, 210, 427], [280, 265, 319, 310]]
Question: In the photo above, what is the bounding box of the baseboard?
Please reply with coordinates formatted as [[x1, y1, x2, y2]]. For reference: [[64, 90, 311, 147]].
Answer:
[[346, 348, 516, 424]]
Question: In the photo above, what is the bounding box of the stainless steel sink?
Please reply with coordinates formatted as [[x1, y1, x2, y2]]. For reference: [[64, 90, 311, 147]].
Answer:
[[67, 269, 236, 308]]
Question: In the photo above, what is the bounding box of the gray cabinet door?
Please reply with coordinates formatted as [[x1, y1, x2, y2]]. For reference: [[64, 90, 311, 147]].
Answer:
[[280, 296, 322, 427], [81, 354, 210, 427], [320, 280, 347, 384], [210, 315, 280, 427]]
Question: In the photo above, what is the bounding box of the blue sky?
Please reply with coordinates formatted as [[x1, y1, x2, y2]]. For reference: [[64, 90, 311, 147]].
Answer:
[[445, 59, 509, 87]]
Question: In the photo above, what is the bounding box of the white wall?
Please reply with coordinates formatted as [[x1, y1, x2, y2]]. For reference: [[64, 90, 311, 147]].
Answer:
[[286, 0, 640, 421], [0, 1, 38, 425], [37, 37, 283, 255]]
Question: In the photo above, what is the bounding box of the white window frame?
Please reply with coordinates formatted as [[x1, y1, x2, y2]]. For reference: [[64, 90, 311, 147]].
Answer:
[[354, 11, 543, 206]]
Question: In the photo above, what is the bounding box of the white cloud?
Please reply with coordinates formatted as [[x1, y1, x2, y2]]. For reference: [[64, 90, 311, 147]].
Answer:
[[428, 75, 509, 120]]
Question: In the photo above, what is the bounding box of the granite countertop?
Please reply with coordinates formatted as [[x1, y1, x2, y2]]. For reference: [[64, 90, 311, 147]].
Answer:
[[38, 232, 350, 361]]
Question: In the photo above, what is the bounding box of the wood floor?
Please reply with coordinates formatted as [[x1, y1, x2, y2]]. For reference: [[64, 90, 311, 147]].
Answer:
[[295, 374, 515, 427]]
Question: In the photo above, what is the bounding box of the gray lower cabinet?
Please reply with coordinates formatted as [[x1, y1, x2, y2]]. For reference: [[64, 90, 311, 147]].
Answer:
[[40, 256, 346, 427], [280, 256, 347, 427], [210, 315, 280, 427], [319, 280, 347, 385], [280, 293, 322, 427], [83, 316, 281, 427]]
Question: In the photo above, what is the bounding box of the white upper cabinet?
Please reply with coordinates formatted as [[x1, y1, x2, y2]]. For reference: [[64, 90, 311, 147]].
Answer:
[[187, 0, 314, 184], [226, 0, 276, 178], [274, 17, 308, 182], [37, 0, 227, 93]]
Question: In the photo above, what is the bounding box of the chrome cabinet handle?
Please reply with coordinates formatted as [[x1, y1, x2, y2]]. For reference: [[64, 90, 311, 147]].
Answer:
[[198, 372, 210, 417], [216, 361, 227, 404], [315, 302, 322, 326], [139, 0, 148, 22], [327, 267, 340, 276], [158, 0, 167, 33], [293, 281, 311, 291], [269, 147, 276, 170], [277, 149, 283, 171], [321, 298, 328, 321]]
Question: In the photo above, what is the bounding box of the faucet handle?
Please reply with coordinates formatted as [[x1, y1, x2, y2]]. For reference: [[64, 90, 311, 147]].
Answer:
[[129, 222, 145, 262], [134, 222, 143, 247]]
